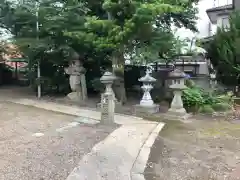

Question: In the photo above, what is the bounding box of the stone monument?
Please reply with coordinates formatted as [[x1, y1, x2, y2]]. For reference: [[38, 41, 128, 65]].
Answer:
[[100, 71, 116, 125], [164, 69, 189, 121], [64, 53, 87, 102], [134, 67, 159, 115]]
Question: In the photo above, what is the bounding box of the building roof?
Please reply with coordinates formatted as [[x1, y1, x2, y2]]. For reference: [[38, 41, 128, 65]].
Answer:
[[206, 4, 233, 24], [206, 4, 233, 13]]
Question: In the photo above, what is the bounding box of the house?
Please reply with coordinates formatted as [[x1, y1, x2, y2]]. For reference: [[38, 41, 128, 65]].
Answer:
[[201, 0, 238, 42], [206, 0, 237, 30]]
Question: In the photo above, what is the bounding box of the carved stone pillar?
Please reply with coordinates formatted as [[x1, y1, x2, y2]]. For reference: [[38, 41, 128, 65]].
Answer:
[[100, 71, 116, 125]]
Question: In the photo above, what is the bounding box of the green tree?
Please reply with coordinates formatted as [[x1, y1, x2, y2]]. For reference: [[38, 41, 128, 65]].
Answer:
[[0, 0, 200, 100], [66, 0, 200, 103], [207, 11, 240, 85]]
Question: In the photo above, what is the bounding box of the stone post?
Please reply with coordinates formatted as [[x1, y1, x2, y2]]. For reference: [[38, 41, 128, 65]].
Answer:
[[100, 71, 116, 125], [80, 67, 87, 102]]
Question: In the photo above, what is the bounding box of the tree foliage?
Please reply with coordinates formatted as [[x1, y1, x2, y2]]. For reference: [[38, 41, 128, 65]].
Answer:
[[206, 11, 240, 85], [0, 0, 200, 63], [0, 0, 200, 96]]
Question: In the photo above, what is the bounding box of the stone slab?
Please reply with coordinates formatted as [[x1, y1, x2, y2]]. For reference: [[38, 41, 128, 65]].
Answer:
[[66, 92, 81, 101], [133, 104, 159, 115], [74, 117, 99, 125], [9, 98, 152, 125], [131, 123, 165, 175], [67, 122, 165, 180], [164, 108, 190, 121]]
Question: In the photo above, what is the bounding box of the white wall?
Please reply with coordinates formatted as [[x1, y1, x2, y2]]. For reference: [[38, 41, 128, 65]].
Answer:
[[216, 15, 230, 28], [197, 0, 233, 38]]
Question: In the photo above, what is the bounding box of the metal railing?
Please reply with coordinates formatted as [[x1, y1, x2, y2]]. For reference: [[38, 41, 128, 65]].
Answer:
[[213, 0, 232, 7]]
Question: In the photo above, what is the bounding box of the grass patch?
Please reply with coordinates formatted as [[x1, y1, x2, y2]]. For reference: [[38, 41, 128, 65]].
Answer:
[[200, 122, 240, 138], [142, 114, 193, 137]]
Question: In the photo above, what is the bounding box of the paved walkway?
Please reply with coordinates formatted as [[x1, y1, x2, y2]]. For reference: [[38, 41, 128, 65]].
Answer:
[[5, 98, 164, 180]]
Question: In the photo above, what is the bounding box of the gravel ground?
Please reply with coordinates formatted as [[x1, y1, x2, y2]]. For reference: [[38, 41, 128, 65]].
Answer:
[[144, 118, 240, 180], [0, 102, 116, 180]]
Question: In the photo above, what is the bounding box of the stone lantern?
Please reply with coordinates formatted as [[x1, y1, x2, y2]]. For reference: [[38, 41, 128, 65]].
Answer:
[[165, 69, 189, 120], [100, 71, 117, 125], [134, 69, 159, 115]]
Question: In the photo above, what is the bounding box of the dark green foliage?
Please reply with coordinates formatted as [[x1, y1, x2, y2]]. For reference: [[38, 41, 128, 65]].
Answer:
[[182, 87, 204, 108], [182, 81, 233, 113], [0, 0, 200, 95], [199, 105, 214, 114], [206, 11, 240, 85], [185, 79, 195, 88], [211, 102, 231, 112]]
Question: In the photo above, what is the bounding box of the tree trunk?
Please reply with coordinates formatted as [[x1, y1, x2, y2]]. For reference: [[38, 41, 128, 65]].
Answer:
[[112, 51, 127, 104]]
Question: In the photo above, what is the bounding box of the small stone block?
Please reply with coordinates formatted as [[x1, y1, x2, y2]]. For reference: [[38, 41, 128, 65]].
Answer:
[[131, 173, 145, 180], [67, 92, 81, 101], [164, 109, 190, 121], [133, 104, 159, 115]]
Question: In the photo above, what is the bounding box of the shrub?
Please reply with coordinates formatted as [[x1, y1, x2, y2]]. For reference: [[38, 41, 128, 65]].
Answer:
[[217, 92, 234, 104], [202, 93, 221, 105], [185, 79, 195, 88], [199, 105, 215, 114], [182, 88, 204, 108], [91, 78, 105, 93], [211, 102, 231, 111]]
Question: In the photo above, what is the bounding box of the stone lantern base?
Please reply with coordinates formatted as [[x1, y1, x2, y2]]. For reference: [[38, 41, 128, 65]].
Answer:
[[164, 108, 190, 121], [133, 104, 159, 116], [66, 92, 82, 101]]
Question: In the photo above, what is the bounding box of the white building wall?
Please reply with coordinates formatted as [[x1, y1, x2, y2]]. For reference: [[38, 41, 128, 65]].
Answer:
[[216, 14, 230, 28], [197, 0, 232, 38]]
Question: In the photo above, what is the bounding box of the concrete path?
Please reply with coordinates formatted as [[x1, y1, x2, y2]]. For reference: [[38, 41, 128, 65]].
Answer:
[[8, 98, 165, 180]]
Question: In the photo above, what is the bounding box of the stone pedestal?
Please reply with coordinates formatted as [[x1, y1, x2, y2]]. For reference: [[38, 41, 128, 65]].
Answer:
[[99, 71, 116, 125], [164, 108, 190, 121], [165, 87, 189, 121], [66, 92, 81, 102], [134, 104, 159, 116]]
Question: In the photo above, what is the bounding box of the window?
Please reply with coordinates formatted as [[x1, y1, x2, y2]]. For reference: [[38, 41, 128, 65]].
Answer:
[[221, 17, 229, 29]]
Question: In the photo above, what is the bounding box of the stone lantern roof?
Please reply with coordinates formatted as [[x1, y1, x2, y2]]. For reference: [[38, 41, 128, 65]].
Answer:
[[169, 68, 186, 79], [100, 71, 116, 84], [138, 73, 156, 83]]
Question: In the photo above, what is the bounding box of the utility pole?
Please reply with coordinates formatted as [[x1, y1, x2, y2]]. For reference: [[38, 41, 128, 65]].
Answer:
[[36, 1, 41, 98]]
